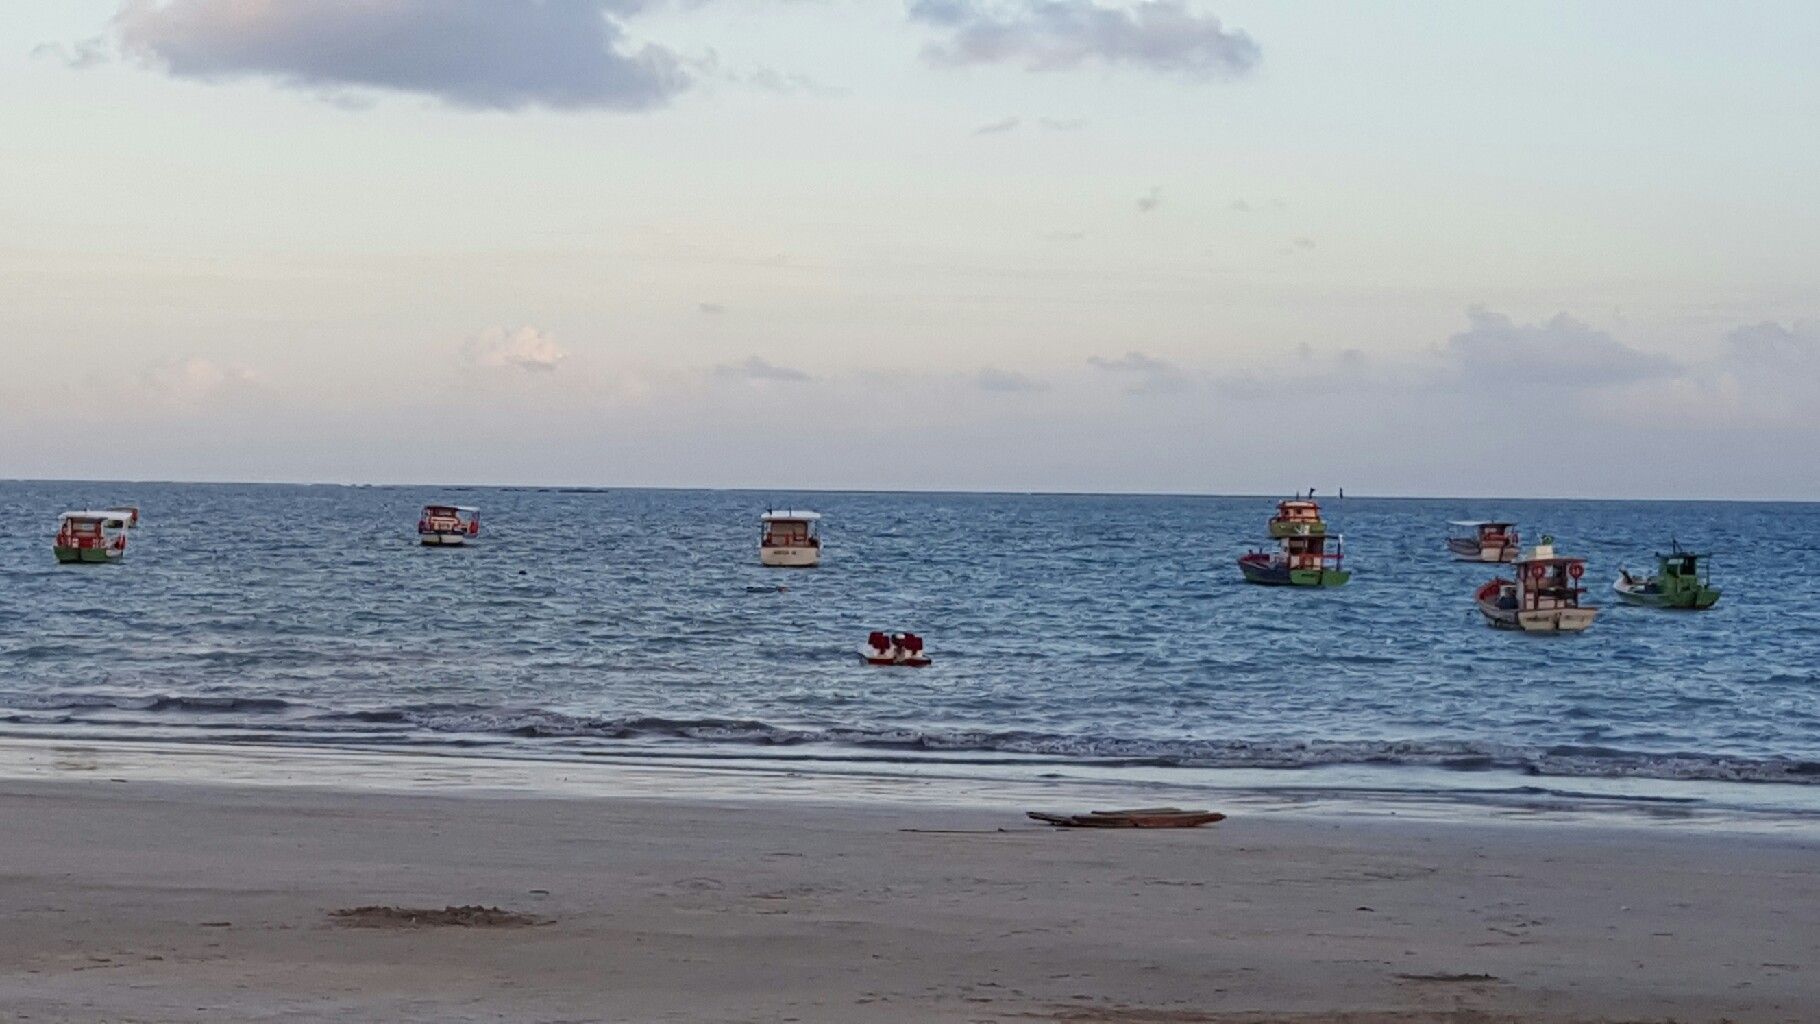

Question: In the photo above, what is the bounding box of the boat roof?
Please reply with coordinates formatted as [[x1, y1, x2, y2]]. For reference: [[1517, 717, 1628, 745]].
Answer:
[[1449, 520, 1514, 527], [60, 510, 132, 521], [761, 510, 821, 521], [422, 504, 478, 512], [1277, 500, 1319, 509]]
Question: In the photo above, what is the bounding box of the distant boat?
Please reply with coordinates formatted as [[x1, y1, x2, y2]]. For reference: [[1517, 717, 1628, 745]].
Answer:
[[860, 631, 931, 667], [760, 510, 822, 567], [1614, 544, 1721, 609], [1475, 536, 1598, 633], [417, 505, 479, 547], [1268, 498, 1326, 538], [1239, 533, 1350, 587], [1447, 520, 1520, 563], [54, 510, 132, 564]]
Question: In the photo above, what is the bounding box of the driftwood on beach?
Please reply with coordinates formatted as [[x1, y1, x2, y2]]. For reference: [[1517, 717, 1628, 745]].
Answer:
[[1027, 807, 1227, 829]]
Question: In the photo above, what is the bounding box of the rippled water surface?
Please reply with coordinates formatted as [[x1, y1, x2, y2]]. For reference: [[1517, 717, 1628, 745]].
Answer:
[[3, 482, 1818, 800]]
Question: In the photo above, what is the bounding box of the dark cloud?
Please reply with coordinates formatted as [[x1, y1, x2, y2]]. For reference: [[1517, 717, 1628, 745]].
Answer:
[[32, 38, 109, 68], [112, 0, 690, 112], [698, 302, 727, 315], [1136, 186, 1162, 212], [1444, 307, 1678, 388], [975, 368, 1048, 392], [907, 0, 1259, 78], [711, 356, 811, 382], [973, 116, 1021, 134], [1088, 350, 1188, 394]]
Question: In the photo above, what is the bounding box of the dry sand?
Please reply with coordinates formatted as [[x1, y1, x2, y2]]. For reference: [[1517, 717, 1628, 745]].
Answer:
[[0, 747, 1815, 1022]]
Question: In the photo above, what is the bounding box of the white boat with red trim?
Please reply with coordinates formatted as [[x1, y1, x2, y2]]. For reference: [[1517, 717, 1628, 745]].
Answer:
[[1474, 536, 1598, 634], [418, 505, 479, 546], [859, 631, 931, 667], [1447, 520, 1519, 562]]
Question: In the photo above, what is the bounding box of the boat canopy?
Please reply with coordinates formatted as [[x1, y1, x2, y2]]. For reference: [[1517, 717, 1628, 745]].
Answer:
[[1449, 520, 1514, 528], [761, 510, 821, 522], [422, 504, 478, 513], [59, 510, 131, 522]]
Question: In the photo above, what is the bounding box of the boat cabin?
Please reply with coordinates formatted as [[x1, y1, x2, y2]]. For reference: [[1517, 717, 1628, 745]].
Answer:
[[418, 505, 479, 546], [1269, 499, 1326, 537], [54, 510, 132, 563], [760, 510, 822, 567], [1282, 532, 1344, 572], [107, 506, 141, 528]]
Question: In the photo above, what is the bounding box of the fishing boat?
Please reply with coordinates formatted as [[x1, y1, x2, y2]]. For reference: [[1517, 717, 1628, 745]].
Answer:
[[1474, 536, 1598, 633], [1447, 520, 1519, 562], [1613, 543, 1721, 609], [859, 631, 931, 667], [417, 505, 479, 546], [1268, 498, 1326, 538], [53, 510, 133, 564], [760, 510, 822, 567], [1238, 533, 1350, 587]]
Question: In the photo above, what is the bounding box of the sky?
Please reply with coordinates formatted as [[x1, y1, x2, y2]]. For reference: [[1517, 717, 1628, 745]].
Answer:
[[2, 0, 1817, 499]]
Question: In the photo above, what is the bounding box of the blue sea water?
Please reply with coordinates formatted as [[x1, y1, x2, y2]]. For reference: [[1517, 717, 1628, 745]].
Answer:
[[2, 482, 1818, 806]]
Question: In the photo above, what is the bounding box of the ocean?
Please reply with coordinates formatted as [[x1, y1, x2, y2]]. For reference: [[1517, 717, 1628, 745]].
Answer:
[[4, 482, 1818, 813]]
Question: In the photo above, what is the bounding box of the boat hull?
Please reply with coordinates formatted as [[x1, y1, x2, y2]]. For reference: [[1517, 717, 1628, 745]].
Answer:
[[54, 545, 122, 564], [1476, 602, 1599, 633], [761, 545, 820, 568], [1612, 579, 1721, 610], [1448, 537, 1516, 562], [419, 532, 469, 547], [1237, 557, 1349, 588]]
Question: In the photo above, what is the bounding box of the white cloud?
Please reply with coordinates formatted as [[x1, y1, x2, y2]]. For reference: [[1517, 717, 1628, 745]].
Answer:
[[466, 326, 568, 372], [1087, 350, 1188, 394], [907, 0, 1259, 78], [975, 367, 1048, 392], [710, 355, 811, 382]]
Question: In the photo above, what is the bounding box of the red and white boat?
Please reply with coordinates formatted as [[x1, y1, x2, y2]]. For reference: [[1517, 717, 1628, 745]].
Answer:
[[859, 631, 932, 667], [1447, 520, 1519, 562], [418, 505, 480, 546], [1475, 537, 1598, 634]]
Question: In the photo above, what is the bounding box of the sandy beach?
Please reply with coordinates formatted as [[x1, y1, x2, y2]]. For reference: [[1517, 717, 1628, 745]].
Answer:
[[0, 743, 1813, 1023]]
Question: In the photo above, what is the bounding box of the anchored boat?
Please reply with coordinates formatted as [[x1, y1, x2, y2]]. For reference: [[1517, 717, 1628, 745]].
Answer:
[[1268, 498, 1326, 538], [1239, 533, 1350, 587], [54, 510, 133, 564], [760, 510, 822, 567], [418, 505, 479, 546], [1475, 537, 1598, 633], [1614, 544, 1721, 609], [1447, 520, 1519, 562], [859, 631, 931, 667]]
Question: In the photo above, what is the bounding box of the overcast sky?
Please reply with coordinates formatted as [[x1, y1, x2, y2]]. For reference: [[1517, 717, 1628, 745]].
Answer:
[[3, 1, 1817, 498]]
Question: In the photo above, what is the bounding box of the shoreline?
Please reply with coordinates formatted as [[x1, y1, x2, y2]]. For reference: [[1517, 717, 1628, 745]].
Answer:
[[2, 735, 1818, 837], [1, 746, 1816, 1022]]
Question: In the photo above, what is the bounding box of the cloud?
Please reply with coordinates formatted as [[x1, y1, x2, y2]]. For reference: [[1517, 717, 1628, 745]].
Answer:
[[32, 38, 110, 68], [1136, 186, 1162, 212], [975, 367, 1048, 392], [973, 116, 1021, 135], [710, 356, 811, 382], [140, 356, 262, 408], [466, 326, 568, 372], [1443, 307, 1678, 389], [698, 302, 727, 315], [907, 0, 1259, 78], [110, 0, 691, 112], [1088, 350, 1189, 394]]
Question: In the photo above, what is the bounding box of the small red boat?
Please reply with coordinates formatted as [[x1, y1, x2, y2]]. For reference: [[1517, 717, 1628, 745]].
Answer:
[[859, 631, 932, 667]]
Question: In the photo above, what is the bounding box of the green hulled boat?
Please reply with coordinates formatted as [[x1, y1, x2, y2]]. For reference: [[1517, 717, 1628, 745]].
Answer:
[[1612, 544, 1720, 609], [1238, 533, 1350, 587], [53, 510, 131, 564]]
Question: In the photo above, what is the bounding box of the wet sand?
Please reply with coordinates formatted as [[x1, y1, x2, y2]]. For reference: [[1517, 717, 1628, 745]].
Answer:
[[0, 746, 1815, 1023]]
